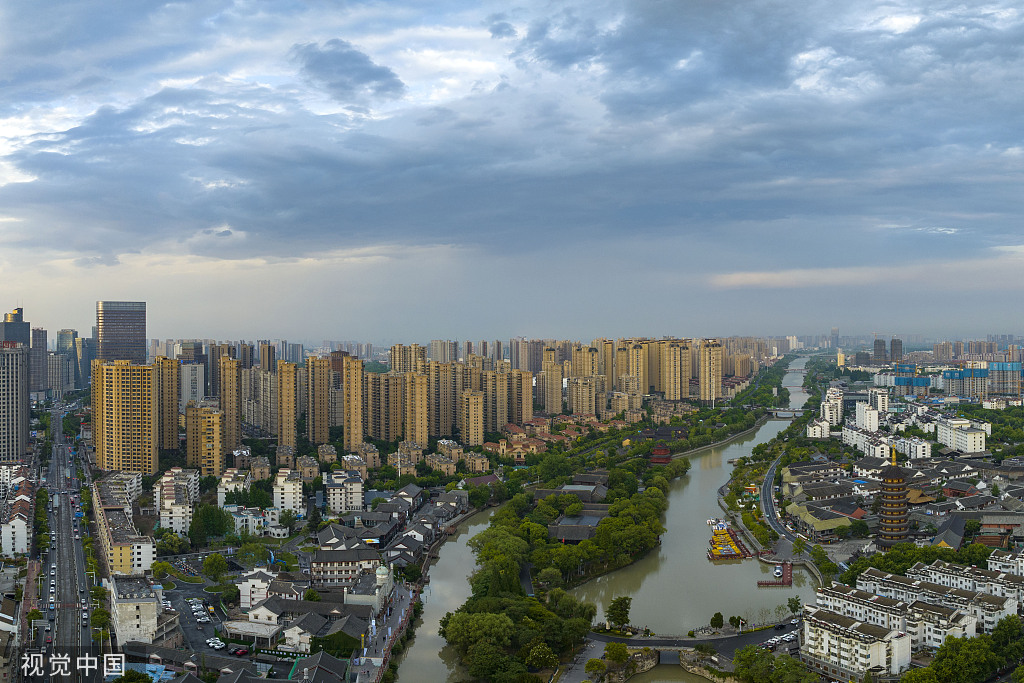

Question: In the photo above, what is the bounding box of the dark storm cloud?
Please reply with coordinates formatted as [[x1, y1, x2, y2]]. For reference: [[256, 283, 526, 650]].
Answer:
[[293, 39, 406, 101], [3, 0, 1024, 338]]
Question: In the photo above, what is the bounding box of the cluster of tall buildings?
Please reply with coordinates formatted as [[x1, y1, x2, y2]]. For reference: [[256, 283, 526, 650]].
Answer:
[[1, 300, 775, 473]]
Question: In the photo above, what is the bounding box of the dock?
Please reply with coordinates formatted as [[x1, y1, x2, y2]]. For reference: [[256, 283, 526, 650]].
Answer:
[[707, 522, 753, 561], [757, 561, 793, 587]]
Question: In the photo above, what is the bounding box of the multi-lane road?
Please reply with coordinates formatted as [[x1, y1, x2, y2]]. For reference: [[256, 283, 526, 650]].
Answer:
[[40, 406, 91, 658]]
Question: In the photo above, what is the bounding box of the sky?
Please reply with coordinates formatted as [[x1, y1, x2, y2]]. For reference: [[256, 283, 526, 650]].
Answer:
[[2, 0, 1023, 342]]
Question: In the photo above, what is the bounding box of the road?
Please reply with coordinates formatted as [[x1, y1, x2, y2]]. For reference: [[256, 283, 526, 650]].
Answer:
[[39, 405, 92, 667], [761, 456, 797, 544]]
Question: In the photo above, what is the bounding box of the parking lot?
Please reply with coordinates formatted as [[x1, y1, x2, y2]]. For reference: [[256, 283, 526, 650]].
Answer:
[[165, 589, 227, 654]]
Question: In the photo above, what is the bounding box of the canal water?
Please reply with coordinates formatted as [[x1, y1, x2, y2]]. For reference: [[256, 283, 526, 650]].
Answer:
[[391, 508, 494, 682], [396, 357, 813, 681]]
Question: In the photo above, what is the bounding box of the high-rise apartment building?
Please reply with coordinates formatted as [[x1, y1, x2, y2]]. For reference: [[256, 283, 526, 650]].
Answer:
[[627, 343, 647, 395], [259, 342, 277, 373], [460, 390, 484, 446], [542, 348, 562, 414], [219, 356, 242, 453], [277, 361, 298, 450], [343, 356, 364, 453], [509, 369, 533, 425], [698, 339, 723, 402], [364, 372, 404, 442], [180, 362, 205, 411], [153, 356, 180, 451], [30, 328, 47, 393], [427, 361, 455, 438], [890, 338, 903, 363], [0, 343, 29, 462], [96, 301, 147, 364], [390, 344, 426, 374], [306, 356, 332, 445], [404, 372, 429, 446], [208, 343, 235, 397], [661, 339, 692, 401], [92, 359, 158, 474], [238, 343, 254, 370], [47, 351, 74, 398], [186, 402, 225, 477]]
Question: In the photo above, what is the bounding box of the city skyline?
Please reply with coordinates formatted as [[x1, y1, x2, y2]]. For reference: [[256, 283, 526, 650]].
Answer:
[[3, 1, 1024, 338]]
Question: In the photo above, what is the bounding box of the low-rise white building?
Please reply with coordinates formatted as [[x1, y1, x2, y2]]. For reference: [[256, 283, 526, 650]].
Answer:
[[326, 471, 364, 514], [842, 426, 890, 458], [109, 576, 177, 646], [223, 505, 281, 536], [806, 419, 831, 439], [894, 437, 931, 460], [799, 605, 911, 681], [217, 468, 252, 507], [937, 418, 987, 453], [273, 469, 304, 514]]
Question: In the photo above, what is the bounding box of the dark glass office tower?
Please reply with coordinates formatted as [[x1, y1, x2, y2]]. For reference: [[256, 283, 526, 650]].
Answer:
[[96, 301, 147, 364]]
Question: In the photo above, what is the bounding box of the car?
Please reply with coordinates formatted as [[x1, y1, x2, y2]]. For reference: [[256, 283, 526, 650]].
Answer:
[[791, 618, 800, 625], [45, 624, 51, 632], [45, 636, 52, 644], [234, 649, 248, 657], [49, 587, 55, 594], [213, 643, 226, 650], [774, 624, 786, 630]]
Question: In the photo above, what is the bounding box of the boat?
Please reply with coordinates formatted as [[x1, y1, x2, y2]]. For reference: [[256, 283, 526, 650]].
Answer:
[[773, 565, 784, 578]]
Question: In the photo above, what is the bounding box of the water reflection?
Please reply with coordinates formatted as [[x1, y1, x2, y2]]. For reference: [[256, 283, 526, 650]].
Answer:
[[396, 358, 813, 680]]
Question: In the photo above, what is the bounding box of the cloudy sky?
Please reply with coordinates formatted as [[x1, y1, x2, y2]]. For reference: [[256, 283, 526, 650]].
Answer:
[[2, 0, 1023, 342]]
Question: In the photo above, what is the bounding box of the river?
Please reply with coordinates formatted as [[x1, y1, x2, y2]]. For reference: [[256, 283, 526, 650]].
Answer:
[[396, 357, 813, 682]]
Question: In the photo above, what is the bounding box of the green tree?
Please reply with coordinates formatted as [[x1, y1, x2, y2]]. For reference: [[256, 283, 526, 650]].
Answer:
[[791, 537, 807, 557], [280, 509, 297, 532], [585, 658, 607, 681], [787, 596, 802, 615], [152, 561, 172, 579], [526, 642, 558, 669], [203, 553, 229, 583], [931, 634, 1000, 683], [304, 589, 321, 602], [26, 609, 43, 623], [834, 524, 851, 539], [710, 611, 724, 629], [964, 519, 981, 538], [603, 642, 629, 666], [900, 669, 941, 683], [537, 566, 563, 589], [732, 644, 774, 683], [850, 519, 870, 538], [770, 654, 818, 682], [606, 596, 632, 629], [90, 586, 108, 603], [1012, 664, 1024, 683], [91, 608, 111, 630], [439, 612, 514, 653], [236, 542, 270, 566], [111, 670, 153, 683], [991, 614, 1024, 664]]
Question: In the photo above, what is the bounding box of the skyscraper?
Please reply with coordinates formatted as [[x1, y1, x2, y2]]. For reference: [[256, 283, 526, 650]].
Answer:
[[698, 339, 723, 403], [872, 338, 887, 365], [890, 338, 903, 363], [92, 359, 158, 474], [30, 327, 48, 393], [0, 342, 29, 462], [186, 403, 225, 477], [219, 356, 242, 453], [306, 356, 332, 445], [96, 301, 147, 364], [278, 361, 298, 450], [343, 356, 364, 453], [0, 309, 30, 346], [154, 356, 180, 451], [57, 329, 80, 388]]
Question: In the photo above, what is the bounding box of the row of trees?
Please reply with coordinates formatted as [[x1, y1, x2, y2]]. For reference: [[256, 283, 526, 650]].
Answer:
[[838, 542, 993, 586], [900, 615, 1024, 683]]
